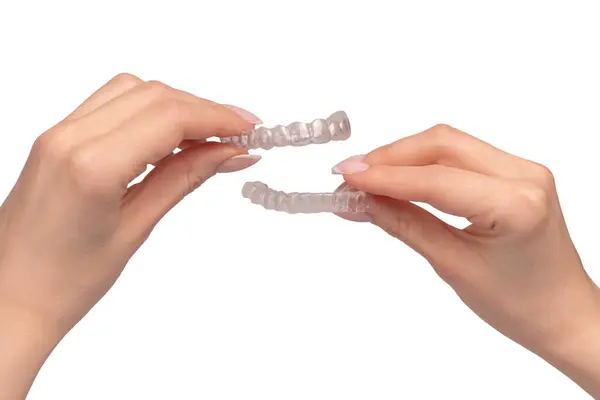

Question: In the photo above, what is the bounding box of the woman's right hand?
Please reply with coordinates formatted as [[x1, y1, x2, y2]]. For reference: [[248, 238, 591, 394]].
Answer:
[[0, 73, 262, 399], [333, 124, 600, 397]]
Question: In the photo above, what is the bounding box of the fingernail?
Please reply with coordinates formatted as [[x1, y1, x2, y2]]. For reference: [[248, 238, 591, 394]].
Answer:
[[331, 155, 369, 174], [216, 154, 262, 173], [224, 104, 263, 125]]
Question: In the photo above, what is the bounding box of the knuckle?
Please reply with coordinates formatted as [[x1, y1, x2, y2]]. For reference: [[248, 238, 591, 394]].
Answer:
[[529, 162, 555, 188], [110, 72, 142, 88], [68, 147, 96, 179], [520, 184, 550, 212], [427, 123, 459, 141], [424, 124, 463, 154], [144, 80, 171, 97], [185, 174, 205, 195], [32, 129, 73, 160], [510, 183, 551, 230], [183, 170, 210, 197], [67, 147, 106, 195]]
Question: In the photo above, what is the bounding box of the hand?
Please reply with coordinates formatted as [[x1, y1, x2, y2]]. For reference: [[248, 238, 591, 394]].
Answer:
[[0, 74, 261, 398], [333, 124, 600, 397]]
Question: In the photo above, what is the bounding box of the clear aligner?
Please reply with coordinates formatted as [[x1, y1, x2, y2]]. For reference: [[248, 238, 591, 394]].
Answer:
[[220, 111, 351, 150], [241, 181, 371, 214]]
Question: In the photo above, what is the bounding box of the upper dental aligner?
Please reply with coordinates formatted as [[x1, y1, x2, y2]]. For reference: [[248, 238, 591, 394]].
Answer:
[[242, 181, 371, 214], [220, 111, 351, 150]]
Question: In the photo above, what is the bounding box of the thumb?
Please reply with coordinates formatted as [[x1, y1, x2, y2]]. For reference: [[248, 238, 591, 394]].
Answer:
[[363, 196, 463, 267], [120, 141, 260, 242]]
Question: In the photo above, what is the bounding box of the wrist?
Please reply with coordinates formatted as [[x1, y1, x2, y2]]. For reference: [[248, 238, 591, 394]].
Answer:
[[537, 280, 600, 398], [0, 299, 64, 399]]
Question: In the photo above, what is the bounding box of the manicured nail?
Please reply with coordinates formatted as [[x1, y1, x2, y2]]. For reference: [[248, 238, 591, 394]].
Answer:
[[331, 155, 369, 174], [216, 154, 262, 173], [223, 104, 263, 125]]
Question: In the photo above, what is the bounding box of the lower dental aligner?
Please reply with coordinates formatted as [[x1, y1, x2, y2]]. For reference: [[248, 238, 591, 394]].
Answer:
[[220, 111, 350, 150], [242, 181, 371, 214]]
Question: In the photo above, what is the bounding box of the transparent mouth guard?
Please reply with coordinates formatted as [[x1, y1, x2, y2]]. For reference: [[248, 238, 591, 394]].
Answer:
[[223, 111, 372, 215], [220, 111, 351, 149], [242, 182, 372, 214]]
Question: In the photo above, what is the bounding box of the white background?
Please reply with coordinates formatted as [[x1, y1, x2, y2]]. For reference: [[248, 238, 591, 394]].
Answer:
[[1, 1, 599, 399]]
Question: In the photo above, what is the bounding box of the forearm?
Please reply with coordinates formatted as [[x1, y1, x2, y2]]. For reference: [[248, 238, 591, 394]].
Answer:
[[0, 302, 61, 400]]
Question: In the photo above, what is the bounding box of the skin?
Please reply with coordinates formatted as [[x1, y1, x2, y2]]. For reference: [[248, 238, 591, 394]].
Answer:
[[0, 74, 260, 399], [0, 74, 599, 398], [334, 126, 600, 397]]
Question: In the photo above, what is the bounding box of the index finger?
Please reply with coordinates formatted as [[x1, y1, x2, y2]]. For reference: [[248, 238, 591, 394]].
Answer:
[[365, 124, 536, 180], [80, 99, 253, 184]]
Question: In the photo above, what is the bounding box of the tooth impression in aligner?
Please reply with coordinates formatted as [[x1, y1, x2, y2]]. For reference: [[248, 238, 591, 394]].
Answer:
[[220, 111, 351, 150], [242, 181, 371, 214]]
